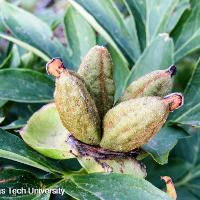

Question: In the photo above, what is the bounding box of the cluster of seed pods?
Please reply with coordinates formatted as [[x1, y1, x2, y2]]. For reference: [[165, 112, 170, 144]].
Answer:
[[46, 46, 183, 154]]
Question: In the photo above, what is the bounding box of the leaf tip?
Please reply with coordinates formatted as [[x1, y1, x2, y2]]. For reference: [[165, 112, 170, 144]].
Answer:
[[159, 33, 170, 42], [163, 93, 184, 112]]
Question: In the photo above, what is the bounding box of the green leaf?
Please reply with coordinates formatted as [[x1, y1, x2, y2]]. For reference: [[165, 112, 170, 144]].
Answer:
[[145, 130, 200, 200], [61, 173, 171, 200], [0, 69, 54, 103], [172, 130, 200, 165], [125, 0, 146, 50], [9, 45, 21, 68], [0, 108, 4, 124], [69, 0, 140, 63], [144, 131, 200, 199], [176, 187, 200, 200], [145, 0, 179, 44], [108, 46, 130, 103], [171, 131, 200, 199], [0, 99, 7, 107], [173, 0, 200, 62], [127, 34, 174, 85], [61, 179, 99, 200], [1, 118, 26, 130], [0, 49, 12, 68], [171, 58, 200, 127], [0, 168, 50, 199], [142, 126, 188, 164], [64, 6, 96, 69], [0, 33, 50, 62], [0, 128, 64, 173], [21, 103, 75, 160], [146, 157, 191, 187], [123, 0, 141, 52], [166, 0, 190, 32], [21, 52, 37, 68], [0, 118, 4, 124], [0, 1, 72, 68]]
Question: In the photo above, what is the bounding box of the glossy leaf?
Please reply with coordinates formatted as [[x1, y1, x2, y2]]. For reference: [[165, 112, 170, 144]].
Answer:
[[0, 1, 72, 68], [1, 118, 26, 130], [0, 99, 7, 107], [166, 0, 190, 32], [127, 34, 174, 85], [123, 1, 141, 52], [145, 0, 179, 44], [60, 179, 99, 200], [146, 158, 191, 188], [171, 131, 200, 199], [173, 0, 200, 62], [0, 49, 12, 68], [146, 129, 200, 199], [142, 126, 188, 164], [64, 6, 96, 69], [0, 128, 61, 173], [69, 0, 140, 62], [125, 0, 146, 50], [9, 45, 21, 68], [0, 33, 50, 62], [21, 103, 75, 159], [0, 69, 54, 103], [61, 173, 171, 200]]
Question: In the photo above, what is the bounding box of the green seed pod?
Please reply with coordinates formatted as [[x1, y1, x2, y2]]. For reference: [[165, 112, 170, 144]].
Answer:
[[100, 93, 183, 152], [120, 65, 176, 102], [78, 45, 115, 119], [47, 58, 101, 145]]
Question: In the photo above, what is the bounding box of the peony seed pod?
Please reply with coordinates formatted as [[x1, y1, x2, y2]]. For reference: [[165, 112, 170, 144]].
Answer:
[[47, 58, 101, 145], [120, 65, 176, 102], [78, 45, 115, 119], [100, 93, 183, 152]]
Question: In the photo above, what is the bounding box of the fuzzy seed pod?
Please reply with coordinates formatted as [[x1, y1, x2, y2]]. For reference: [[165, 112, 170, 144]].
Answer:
[[78, 45, 115, 119], [100, 93, 183, 152], [120, 65, 176, 102], [47, 58, 101, 145]]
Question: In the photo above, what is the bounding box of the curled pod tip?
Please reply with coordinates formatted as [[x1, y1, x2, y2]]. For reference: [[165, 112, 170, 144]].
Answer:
[[167, 65, 177, 77], [163, 93, 184, 112], [46, 57, 65, 78]]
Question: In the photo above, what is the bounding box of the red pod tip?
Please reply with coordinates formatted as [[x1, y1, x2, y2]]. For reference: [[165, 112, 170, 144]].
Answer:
[[163, 93, 184, 112], [46, 57, 65, 78]]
